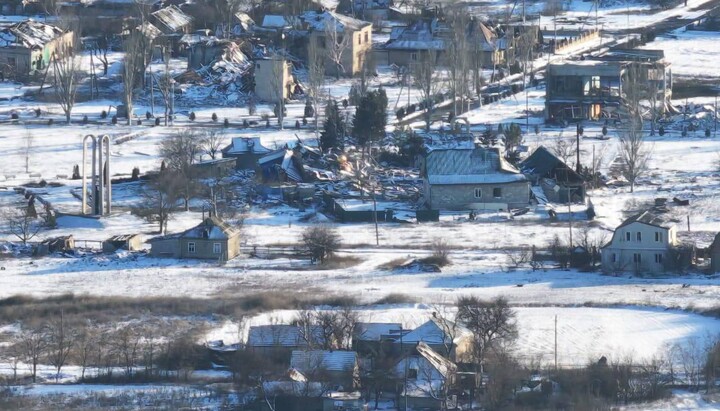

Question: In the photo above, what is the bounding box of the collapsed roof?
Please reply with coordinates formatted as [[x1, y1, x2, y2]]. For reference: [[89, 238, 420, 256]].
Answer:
[[0, 20, 66, 49]]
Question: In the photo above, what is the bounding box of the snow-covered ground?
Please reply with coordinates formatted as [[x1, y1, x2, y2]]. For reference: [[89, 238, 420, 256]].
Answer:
[[642, 28, 720, 79]]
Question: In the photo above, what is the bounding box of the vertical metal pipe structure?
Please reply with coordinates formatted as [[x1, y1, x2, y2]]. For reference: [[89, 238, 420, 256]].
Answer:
[[82, 135, 97, 215], [102, 135, 112, 214]]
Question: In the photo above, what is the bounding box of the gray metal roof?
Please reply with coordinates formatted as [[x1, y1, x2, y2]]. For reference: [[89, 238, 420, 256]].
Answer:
[[425, 147, 526, 185], [291, 350, 357, 373]]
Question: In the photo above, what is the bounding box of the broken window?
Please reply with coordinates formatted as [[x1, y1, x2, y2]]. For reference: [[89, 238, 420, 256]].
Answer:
[[493, 188, 502, 198], [474, 188, 482, 199]]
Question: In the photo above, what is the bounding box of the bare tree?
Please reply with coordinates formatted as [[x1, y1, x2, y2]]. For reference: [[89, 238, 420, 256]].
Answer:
[[19, 323, 48, 383], [201, 129, 225, 160], [3, 206, 43, 244], [324, 23, 350, 79], [410, 50, 442, 132], [112, 323, 143, 376], [447, 10, 470, 115], [269, 56, 288, 130], [551, 137, 576, 166], [123, 29, 145, 125], [456, 296, 518, 375], [155, 50, 175, 126], [47, 311, 75, 381], [132, 173, 180, 234], [619, 68, 653, 193], [75, 323, 98, 380], [52, 41, 81, 124], [301, 225, 341, 264], [159, 129, 202, 210], [618, 119, 651, 193], [306, 37, 326, 141]]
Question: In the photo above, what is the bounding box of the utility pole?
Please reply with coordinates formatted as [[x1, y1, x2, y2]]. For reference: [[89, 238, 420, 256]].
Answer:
[[554, 315, 558, 370], [575, 122, 582, 173]]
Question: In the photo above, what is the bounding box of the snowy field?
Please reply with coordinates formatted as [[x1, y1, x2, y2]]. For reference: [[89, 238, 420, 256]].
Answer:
[[642, 28, 720, 79]]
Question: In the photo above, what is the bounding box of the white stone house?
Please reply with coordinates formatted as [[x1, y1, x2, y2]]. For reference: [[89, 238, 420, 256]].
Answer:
[[601, 211, 678, 273]]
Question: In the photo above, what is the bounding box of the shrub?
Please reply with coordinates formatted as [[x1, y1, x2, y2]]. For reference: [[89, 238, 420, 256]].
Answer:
[[211, 113, 218, 122], [111, 115, 117, 125], [419, 238, 451, 267], [223, 118, 229, 128], [35, 108, 41, 117], [155, 117, 160, 126], [10, 112, 18, 119], [146, 111, 152, 120], [101, 110, 107, 119], [295, 120, 300, 129], [82, 115, 88, 124], [301, 226, 341, 264], [131, 167, 140, 180], [242, 119, 249, 128], [189, 112, 196, 121]]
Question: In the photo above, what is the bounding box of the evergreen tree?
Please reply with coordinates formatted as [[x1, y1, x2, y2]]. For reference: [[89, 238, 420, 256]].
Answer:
[[352, 88, 388, 148], [320, 99, 345, 152]]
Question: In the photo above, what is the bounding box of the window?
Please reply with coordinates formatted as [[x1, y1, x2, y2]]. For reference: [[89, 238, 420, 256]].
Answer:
[[636, 232, 642, 242], [474, 188, 482, 199], [358, 35, 361, 45], [408, 368, 418, 379], [411, 52, 418, 61], [611, 253, 617, 263], [625, 232, 631, 242], [655, 232, 662, 242], [188, 242, 196, 253], [633, 253, 641, 263], [493, 188, 502, 198], [213, 243, 222, 254], [655, 253, 663, 264], [364, 32, 369, 43]]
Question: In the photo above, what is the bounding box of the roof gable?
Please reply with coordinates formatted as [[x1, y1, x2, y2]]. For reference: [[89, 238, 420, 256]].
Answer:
[[616, 211, 671, 231], [520, 146, 583, 183]]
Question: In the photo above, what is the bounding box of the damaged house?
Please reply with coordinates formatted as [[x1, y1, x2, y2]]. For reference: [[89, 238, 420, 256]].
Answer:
[[395, 342, 458, 411], [261, 10, 372, 77], [423, 147, 530, 211], [180, 35, 249, 70], [0, 20, 74, 80], [150, 5, 194, 54], [253, 55, 294, 102], [300, 10, 373, 77], [382, 17, 505, 68], [520, 146, 586, 204], [221, 137, 273, 170], [545, 49, 671, 122]]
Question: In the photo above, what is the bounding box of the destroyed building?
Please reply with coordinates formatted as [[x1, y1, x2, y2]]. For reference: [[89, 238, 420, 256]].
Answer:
[[0, 20, 74, 80], [545, 49, 671, 122]]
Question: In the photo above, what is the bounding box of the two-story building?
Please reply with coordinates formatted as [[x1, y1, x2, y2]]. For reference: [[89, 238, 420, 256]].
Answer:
[[300, 10, 373, 77], [545, 49, 671, 122], [601, 211, 678, 273]]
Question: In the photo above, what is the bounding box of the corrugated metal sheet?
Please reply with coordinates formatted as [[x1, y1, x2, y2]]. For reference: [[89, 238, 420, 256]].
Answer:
[[291, 350, 357, 373]]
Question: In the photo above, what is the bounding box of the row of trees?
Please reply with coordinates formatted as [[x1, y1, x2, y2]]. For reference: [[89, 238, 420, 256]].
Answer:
[[5, 317, 205, 384]]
